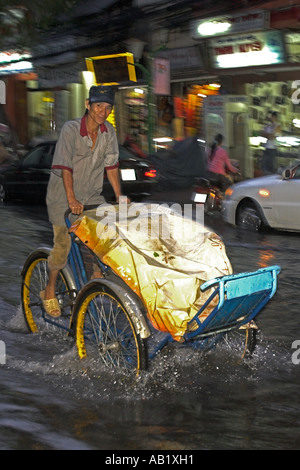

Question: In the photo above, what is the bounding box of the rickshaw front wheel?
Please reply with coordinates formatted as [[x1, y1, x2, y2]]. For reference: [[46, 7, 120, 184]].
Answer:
[[74, 280, 148, 376]]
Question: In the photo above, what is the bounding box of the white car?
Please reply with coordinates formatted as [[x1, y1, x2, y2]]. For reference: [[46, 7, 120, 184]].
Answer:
[[222, 163, 300, 231]]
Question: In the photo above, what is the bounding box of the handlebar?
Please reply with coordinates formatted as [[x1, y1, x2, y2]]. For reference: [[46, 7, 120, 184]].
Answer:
[[64, 204, 100, 223]]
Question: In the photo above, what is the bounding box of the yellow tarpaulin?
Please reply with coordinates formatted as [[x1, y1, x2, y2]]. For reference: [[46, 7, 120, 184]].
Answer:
[[69, 204, 232, 341]]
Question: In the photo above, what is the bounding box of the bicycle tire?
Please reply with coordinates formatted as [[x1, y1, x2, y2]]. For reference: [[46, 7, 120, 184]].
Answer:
[[21, 248, 76, 334], [74, 279, 148, 376]]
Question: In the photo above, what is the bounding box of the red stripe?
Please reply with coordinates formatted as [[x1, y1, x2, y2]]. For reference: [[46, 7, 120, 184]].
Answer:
[[105, 162, 119, 170], [52, 165, 73, 174], [80, 115, 87, 136]]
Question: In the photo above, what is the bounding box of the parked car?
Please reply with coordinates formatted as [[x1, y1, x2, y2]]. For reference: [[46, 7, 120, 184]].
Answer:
[[0, 141, 158, 203], [222, 162, 300, 232]]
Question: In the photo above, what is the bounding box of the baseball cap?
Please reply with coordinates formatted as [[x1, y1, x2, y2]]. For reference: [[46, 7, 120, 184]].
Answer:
[[88, 85, 115, 106]]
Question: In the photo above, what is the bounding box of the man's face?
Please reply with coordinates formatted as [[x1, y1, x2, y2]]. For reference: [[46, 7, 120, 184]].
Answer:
[[87, 101, 112, 124]]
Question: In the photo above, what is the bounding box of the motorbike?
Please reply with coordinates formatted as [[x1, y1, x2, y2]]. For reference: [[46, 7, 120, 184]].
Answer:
[[192, 177, 224, 213], [192, 163, 242, 214]]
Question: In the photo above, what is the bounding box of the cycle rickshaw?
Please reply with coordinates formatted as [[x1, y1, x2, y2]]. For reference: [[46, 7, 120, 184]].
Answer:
[[21, 203, 280, 376]]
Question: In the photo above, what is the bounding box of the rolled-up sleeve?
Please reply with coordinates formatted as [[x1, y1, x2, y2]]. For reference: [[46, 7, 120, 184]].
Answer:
[[104, 125, 119, 169], [51, 122, 76, 176]]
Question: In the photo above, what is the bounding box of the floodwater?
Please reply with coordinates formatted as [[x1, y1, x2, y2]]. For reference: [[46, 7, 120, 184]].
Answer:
[[1, 201, 300, 451]]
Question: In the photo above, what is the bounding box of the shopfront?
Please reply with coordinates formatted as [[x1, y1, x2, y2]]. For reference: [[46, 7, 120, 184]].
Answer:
[[27, 50, 148, 150], [0, 50, 35, 146], [3, 7, 300, 168], [208, 29, 300, 177], [188, 10, 300, 177], [150, 45, 221, 150], [29, 42, 88, 143]]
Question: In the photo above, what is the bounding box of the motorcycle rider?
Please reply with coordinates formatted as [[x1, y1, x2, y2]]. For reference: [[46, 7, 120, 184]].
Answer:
[[207, 134, 239, 192]]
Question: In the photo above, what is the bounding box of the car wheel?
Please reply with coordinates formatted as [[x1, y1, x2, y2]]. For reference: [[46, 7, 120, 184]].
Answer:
[[0, 183, 6, 201], [236, 201, 264, 231]]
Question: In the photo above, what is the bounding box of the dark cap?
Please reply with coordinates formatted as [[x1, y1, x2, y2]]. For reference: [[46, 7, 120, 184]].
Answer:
[[88, 85, 114, 106]]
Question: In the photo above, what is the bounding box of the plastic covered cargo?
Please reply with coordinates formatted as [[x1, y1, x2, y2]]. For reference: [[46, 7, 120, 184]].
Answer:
[[69, 203, 232, 341]]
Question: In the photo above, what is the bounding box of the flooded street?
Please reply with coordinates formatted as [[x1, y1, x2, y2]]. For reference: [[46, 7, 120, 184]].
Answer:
[[1, 200, 300, 450]]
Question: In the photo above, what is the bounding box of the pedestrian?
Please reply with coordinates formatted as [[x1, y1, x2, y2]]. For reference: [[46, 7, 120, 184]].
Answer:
[[261, 111, 281, 175], [41, 85, 126, 317], [207, 133, 239, 192]]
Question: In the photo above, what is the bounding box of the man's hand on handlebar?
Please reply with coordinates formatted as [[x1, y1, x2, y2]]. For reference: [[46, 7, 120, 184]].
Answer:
[[116, 194, 131, 204], [68, 197, 84, 215]]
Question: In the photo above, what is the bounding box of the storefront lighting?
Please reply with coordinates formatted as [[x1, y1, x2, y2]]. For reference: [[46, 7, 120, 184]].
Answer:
[[153, 137, 172, 150], [0, 60, 32, 72], [134, 88, 144, 94], [216, 47, 279, 68], [249, 136, 267, 146], [293, 118, 300, 129], [197, 93, 207, 98], [153, 137, 173, 143], [107, 108, 116, 130], [82, 71, 96, 89], [0, 51, 31, 63], [0, 51, 32, 73], [276, 136, 300, 147], [198, 20, 231, 37]]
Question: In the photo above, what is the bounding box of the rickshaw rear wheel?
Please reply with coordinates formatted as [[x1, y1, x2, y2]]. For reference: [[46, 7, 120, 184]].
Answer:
[[74, 280, 148, 376], [21, 249, 75, 334]]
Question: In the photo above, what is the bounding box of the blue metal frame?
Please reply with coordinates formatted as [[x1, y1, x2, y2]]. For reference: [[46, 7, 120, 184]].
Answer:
[[65, 212, 110, 291], [185, 265, 281, 341], [147, 265, 280, 358]]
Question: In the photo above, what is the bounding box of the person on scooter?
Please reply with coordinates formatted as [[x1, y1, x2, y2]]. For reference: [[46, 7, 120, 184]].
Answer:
[[207, 134, 239, 192]]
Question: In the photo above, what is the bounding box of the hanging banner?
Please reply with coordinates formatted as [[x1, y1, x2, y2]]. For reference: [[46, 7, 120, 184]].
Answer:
[[153, 57, 170, 95], [158, 46, 203, 70], [210, 30, 285, 68]]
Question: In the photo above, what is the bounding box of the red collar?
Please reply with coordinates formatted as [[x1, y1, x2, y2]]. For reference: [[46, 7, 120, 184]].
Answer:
[[80, 115, 108, 137]]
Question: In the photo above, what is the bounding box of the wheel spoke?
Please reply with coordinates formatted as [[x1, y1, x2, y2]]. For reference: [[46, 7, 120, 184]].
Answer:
[[86, 296, 137, 368], [22, 254, 73, 335], [75, 283, 147, 375], [215, 326, 256, 359]]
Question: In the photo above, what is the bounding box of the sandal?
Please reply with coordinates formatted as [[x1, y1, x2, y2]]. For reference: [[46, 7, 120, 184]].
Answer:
[[40, 291, 61, 318]]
